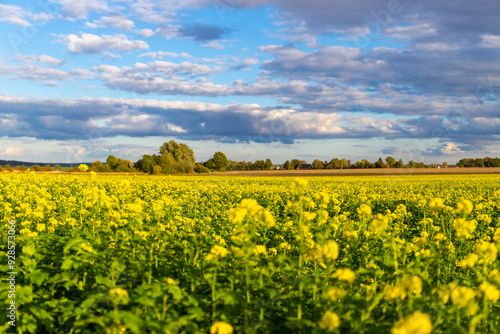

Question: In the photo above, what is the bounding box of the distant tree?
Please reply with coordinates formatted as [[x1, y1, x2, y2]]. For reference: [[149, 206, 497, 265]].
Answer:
[[31, 165, 42, 172], [312, 159, 324, 169], [247, 161, 254, 170], [442, 161, 448, 168], [54, 164, 62, 171], [355, 159, 373, 169], [255, 160, 265, 170], [395, 159, 405, 168], [407, 160, 416, 168], [152, 165, 162, 175], [0, 165, 3, 172], [385, 156, 396, 168], [291, 159, 306, 169], [106, 155, 119, 170], [375, 157, 387, 168], [4, 164, 13, 172], [281, 160, 290, 170], [206, 152, 229, 172], [137, 155, 157, 174], [78, 164, 89, 172], [159, 140, 195, 173], [91, 161, 112, 173], [43, 164, 53, 172], [15, 165, 26, 172], [265, 158, 273, 170], [194, 164, 210, 173]]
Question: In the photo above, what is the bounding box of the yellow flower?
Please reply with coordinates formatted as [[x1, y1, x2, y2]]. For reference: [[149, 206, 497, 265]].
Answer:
[[206, 245, 229, 261], [459, 253, 478, 269], [475, 241, 497, 265], [210, 321, 233, 334], [319, 310, 340, 331], [167, 278, 176, 285], [369, 214, 389, 234], [333, 268, 356, 284], [320, 241, 339, 260], [451, 286, 476, 307], [453, 218, 476, 238], [386, 285, 406, 300], [36, 223, 46, 232], [290, 178, 308, 190], [455, 199, 473, 214], [81, 243, 93, 253], [391, 311, 432, 334], [401, 276, 423, 295], [480, 282, 500, 303], [325, 287, 347, 302], [109, 288, 128, 298], [357, 204, 372, 216], [429, 198, 445, 212], [493, 227, 500, 243], [253, 245, 267, 256]]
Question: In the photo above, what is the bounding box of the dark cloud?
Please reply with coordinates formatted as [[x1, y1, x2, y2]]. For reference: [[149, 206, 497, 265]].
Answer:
[[178, 23, 231, 42]]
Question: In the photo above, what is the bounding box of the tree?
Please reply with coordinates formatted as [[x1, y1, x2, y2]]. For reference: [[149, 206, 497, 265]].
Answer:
[[54, 164, 62, 171], [442, 161, 448, 168], [255, 160, 265, 170], [395, 159, 405, 168], [291, 159, 306, 169], [106, 155, 119, 170], [78, 164, 89, 172], [312, 159, 324, 169], [4, 164, 13, 172], [159, 140, 195, 173], [407, 160, 416, 168], [375, 158, 387, 168], [207, 152, 229, 172], [385, 156, 396, 168], [283, 160, 291, 170], [265, 158, 273, 170]]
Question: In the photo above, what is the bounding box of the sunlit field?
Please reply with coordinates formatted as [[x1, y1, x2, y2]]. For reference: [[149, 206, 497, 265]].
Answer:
[[1, 174, 500, 333]]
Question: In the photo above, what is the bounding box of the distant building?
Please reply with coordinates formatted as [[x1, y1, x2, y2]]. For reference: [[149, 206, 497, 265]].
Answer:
[[447, 165, 458, 168], [297, 164, 312, 170], [273, 164, 282, 170]]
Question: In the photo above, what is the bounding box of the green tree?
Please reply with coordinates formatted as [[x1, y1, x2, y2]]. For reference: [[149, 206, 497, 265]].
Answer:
[[159, 140, 195, 173], [442, 161, 448, 168], [375, 158, 387, 168], [395, 159, 405, 168], [265, 158, 273, 170], [207, 152, 229, 172], [283, 160, 292, 170], [385, 156, 396, 168], [312, 159, 324, 169], [106, 155, 119, 170]]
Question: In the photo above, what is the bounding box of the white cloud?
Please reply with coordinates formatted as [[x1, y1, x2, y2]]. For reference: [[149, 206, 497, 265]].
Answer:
[[57, 33, 149, 54], [50, 0, 109, 20], [440, 143, 464, 155], [139, 51, 191, 59], [39, 55, 65, 66], [85, 15, 135, 31], [138, 28, 155, 38], [3, 147, 25, 156], [481, 34, 500, 48], [0, 4, 31, 26]]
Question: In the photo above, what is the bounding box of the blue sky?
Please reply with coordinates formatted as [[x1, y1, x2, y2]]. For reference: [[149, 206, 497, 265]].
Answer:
[[0, 0, 499, 165]]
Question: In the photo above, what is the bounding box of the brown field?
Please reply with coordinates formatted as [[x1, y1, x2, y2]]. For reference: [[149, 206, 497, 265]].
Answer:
[[211, 167, 500, 177]]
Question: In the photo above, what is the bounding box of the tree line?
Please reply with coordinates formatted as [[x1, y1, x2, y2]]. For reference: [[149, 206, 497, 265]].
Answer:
[[2, 140, 500, 174]]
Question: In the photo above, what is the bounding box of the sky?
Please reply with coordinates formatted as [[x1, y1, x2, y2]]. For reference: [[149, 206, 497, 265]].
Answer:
[[0, 0, 499, 165]]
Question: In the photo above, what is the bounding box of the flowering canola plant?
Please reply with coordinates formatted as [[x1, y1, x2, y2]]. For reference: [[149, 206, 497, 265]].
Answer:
[[0, 173, 499, 333]]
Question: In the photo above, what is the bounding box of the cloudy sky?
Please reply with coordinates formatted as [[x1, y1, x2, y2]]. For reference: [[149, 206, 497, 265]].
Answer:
[[0, 0, 499, 164]]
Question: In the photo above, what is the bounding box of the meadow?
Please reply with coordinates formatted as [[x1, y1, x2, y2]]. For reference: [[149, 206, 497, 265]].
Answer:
[[1, 173, 500, 333]]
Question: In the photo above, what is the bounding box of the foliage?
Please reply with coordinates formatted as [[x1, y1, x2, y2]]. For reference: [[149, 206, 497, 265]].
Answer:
[[206, 152, 229, 172], [77, 164, 89, 172], [1, 174, 500, 333]]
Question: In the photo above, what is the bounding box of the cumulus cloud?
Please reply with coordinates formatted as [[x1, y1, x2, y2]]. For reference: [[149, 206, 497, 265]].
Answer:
[[3, 147, 25, 156], [85, 15, 135, 31], [0, 4, 32, 26], [56, 33, 149, 54]]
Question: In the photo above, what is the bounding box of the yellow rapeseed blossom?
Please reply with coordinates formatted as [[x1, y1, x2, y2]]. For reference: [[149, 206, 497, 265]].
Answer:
[[386, 285, 407, 300], [333, 268, 356, 284], [81, 243, 93, 253], [460, 253, 478, 269], [451, 286, 476, 307], [319, 310, 340, 331], [253, 245, 267, 256], [391, 311, 432, 334], [429, 198, 445, 212], [369, 213, 389, 234], [320, 240, 339, 260], [210, 321, 233, 334], [290, 178, 308, 190], [325, 287, 347, 302], [475, 241, 497, 265], [36, 223, 46, 232], [401, 276, 423, 295], [480, 282, 500, 303], [357, 204, 372, 216], [453, 218, 476, 238], [493, 227, 500, 243], [455, 199, 473, 214], [109, 288, 128, 298], [206, 245, 229, 261]]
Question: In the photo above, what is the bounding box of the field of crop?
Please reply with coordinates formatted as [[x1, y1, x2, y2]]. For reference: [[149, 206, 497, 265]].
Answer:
[[1, 173, 500, 333]]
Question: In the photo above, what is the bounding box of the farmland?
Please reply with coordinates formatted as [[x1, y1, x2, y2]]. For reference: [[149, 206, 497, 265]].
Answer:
[[1, 173, 500, 333]]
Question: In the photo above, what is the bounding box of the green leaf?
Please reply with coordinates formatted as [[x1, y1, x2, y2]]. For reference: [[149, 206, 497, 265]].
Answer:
[[23, 244, 36, 256]]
